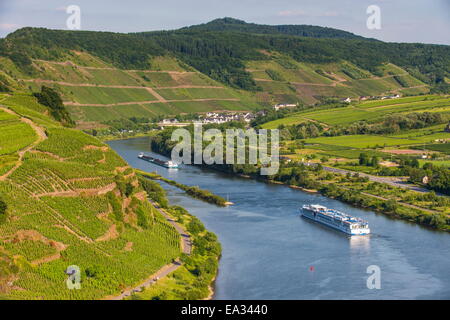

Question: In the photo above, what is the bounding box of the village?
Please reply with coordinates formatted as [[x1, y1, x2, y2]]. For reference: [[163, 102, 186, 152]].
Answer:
[[159, 110, 268, 126]]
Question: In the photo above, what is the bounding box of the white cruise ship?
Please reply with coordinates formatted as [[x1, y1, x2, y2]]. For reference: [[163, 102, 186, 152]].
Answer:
[[301, 204, 370, 236]]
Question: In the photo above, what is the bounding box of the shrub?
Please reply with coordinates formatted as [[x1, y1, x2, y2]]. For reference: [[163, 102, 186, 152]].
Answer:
[[0, 197, 7, 224]]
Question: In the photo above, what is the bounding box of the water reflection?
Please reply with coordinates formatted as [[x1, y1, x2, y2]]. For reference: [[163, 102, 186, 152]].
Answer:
[[349, 235, 371, 252]]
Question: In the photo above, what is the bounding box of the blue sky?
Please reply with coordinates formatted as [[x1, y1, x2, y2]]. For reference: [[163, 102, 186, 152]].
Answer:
[[0, 0, 449, 44]]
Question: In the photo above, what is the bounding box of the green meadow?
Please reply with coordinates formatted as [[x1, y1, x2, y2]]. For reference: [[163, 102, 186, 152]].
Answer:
[[304, 135, 420, 149]]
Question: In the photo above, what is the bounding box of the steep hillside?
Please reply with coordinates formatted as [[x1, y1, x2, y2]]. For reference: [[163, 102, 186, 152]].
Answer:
[[0, 51, 261, 128], [0, 93, 182, 299]]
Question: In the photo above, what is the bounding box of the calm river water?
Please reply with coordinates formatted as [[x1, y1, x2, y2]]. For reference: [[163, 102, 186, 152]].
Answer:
[[108, 137, 450, 300]]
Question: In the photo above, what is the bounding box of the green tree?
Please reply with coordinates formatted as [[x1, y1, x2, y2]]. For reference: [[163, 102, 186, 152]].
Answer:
[[411, 158, 420, 168], [371, 156, 379, 167], [359, 153, 368, 166], [0, 197, 7, 224], [33, 86, 75, 127]]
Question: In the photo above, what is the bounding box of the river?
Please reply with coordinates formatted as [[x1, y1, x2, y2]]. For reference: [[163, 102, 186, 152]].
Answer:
[[108, 137, 450, 300]]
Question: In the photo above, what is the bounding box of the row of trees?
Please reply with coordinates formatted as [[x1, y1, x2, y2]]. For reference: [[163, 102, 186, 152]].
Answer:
[[409, 166, 450, 195], [320, 184, 448, 229], [357, 152, 450, 195], [359, 153, 380, 167]]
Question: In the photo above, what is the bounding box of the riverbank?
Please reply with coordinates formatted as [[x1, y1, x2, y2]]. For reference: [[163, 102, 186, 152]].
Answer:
[[130, 175, 221, 300], [137, 169, 230, 207], [204, 275, 217, 300]]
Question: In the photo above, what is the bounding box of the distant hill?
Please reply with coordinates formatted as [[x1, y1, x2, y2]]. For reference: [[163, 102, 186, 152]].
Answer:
[[176, 17, 371, 40], [0, 18, 448, 127]]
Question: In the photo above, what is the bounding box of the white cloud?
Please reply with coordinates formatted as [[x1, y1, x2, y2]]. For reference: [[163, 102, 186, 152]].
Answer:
[[323, 11, 339, 17], [278, 10, 306, 17], [277, 9, 340, 18]]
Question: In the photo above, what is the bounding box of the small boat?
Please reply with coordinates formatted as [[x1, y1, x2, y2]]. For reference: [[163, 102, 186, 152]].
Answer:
[[138, 153, 179, 169], [301, 204, 370, 236]]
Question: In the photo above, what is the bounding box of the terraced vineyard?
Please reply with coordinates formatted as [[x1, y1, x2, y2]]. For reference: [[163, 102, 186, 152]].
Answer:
[[246, 54, 429, 105], [0, 94, 182, 299], [11, 53, 261, 126]]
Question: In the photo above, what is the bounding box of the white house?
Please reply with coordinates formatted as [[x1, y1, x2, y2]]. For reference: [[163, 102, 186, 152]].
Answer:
[[273, 103, 297, 111], [342, 97, 352, 103]]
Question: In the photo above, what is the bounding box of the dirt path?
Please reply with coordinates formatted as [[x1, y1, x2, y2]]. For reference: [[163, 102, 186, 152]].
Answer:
[[33, 59, 198, 75], [256, 73, 418, 89], [34, 182, 116, 198], [0, 106, 48, 181], [64, 100, 160, 107], [21, 79, 220, 91], [302, 117, 330, 127], [106, 199, 191, 300], [156, 85, 224, 89], [145, 87, 166, 103]]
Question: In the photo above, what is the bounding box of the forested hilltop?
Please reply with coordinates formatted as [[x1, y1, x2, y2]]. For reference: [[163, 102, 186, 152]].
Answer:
[[0, 18, 448, 128]]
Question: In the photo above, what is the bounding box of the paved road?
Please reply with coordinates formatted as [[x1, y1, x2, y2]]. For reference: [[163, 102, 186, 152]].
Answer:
[[108, 200, 191, 300], [151, 200, 192, 255]]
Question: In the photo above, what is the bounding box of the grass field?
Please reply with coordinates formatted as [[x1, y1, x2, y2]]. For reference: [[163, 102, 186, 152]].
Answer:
[[413, 143, 450, 155], [71, 104, 160, 122], [305, 144, 386, 159], [84, 69, 142, 86], [155, 87, 236, 100], [304, 135, 420, 148], [246, 57, 334, 84], [148, 56, 188, 71], [62, 86, 157, 104], [0, 108, 37, 156], [418, 159, 450, 167]]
